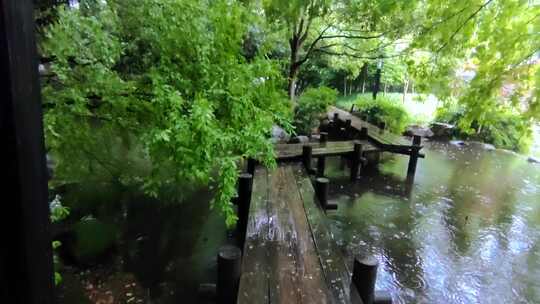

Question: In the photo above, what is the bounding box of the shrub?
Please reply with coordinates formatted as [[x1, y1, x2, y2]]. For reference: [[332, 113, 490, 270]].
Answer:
[[294, 87, 338, 135], [354, 95, 410, 134], [435, 105, 532, 152]]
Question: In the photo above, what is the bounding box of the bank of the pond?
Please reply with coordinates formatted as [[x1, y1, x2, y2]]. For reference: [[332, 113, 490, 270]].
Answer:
[[324, 139, 540, 304]]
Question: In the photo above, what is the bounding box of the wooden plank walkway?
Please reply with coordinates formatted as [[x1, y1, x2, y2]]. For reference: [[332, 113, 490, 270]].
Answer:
[[237, 164, 361, 304], [275, 140, 378, 161], [327, 106, 425, 156]]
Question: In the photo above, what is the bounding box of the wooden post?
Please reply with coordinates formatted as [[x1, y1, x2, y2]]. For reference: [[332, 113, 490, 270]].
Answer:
[[246, 158, 256, 176], [344, 119, 352, 139], [340, 127, 347, 140], [360, 127, 368, 140], [237, 173, 253, 248], [317, 156, 326, 177], [315, 177, 337, 210], [350, 143, 363, 181], [352, 257, 378, 304], [333, 112, 339, 123], [217, 245, 242, 304], [320, 132, 328, 143], [302, 145, 313, 173], [0, 1, 54, 302], [379, 122, 386, 133], [407, 136, 422, 176]]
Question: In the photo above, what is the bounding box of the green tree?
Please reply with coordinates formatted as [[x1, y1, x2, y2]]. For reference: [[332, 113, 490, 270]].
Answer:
[[262, 0, 419, 100], [408, 0, 540, 131], [41, 0, 291, 226]]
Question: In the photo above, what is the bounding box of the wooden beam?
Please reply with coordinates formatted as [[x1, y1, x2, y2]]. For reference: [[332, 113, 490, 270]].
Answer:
[[0, 0, 54, 303]]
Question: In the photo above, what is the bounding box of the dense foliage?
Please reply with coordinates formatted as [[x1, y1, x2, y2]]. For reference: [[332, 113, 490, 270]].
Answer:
[[354, 95, 411, 134], [436, 104, 532, 151], [260, 0, 539, 135], [41, 1, 291, 226], [294, 86, 337, 135], [408, 0, 539, 131], [40, 0, 539, 227]]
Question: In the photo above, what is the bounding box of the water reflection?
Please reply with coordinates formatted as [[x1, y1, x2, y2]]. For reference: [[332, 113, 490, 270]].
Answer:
[[326, 140, 540, 303], [57, 183, 230, 303]]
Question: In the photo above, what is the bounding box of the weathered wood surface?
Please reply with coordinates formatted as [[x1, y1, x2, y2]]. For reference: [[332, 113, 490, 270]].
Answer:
[[275, 140, 378, 161], [328, 107, 424, 158], [238, 165, 361, 304]]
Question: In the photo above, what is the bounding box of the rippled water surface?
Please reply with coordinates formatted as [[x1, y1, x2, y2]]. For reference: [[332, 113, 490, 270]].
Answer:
[[325, 140, 540, 304]]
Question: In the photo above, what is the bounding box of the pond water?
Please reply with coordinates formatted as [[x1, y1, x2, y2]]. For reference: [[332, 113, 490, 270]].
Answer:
[[55, 182, 232, 303], [56, 137, 540, 304], [325, 140, 540, 304]]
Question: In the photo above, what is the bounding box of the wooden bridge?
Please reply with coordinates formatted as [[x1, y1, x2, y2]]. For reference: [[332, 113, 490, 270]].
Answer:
[[237, 164, 361, 304], [325, 106, 425, 176], [212, 107, 425, 304]]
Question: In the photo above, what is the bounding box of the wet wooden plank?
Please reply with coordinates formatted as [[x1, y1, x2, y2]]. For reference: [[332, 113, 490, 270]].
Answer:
[[239, 164, 362, 304], [238, 167, 270, 303], [275, 140, 378, 160], [266, 165, 334, 303], [292, 165, 362, 304]]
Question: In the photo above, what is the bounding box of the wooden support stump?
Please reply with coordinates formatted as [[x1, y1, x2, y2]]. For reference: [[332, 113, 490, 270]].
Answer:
[[360, 127, 368, 140], [317, 156, 326, 177], [340, 155, 348, 170], [379, 122, 386, 133], [246, 158, 256, 176], [352, 257, 378, 304], [340, 127, 347, 139], [350, 143, 363, 181], [302, 145, 313, 173], [332, 113, 341, 137], [315, 177, 337, 210], [352, 257, 393, 304], [320, 132, 328, 143], [217, 245, 242, 304], [237, 173, 253, 248], [407, 135, 422, 176], [345, 119, 352, 138]]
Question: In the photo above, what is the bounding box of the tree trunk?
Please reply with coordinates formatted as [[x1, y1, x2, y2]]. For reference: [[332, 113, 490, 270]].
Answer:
[[343, 75, 347, 96], [288, 71, 298, 101], [402, 78, 409, 104], [362, 80, 366, 93], [349, 79, 353, 95], [384, 83, 387, 94], [288, 35, 301, 102]]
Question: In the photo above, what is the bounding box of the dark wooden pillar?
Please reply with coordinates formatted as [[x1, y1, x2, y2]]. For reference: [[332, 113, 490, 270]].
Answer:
[[353, 257, 378, 304], [407, 135, 422, 176], [360, 127, 368, 140], [302, 145, 313, 173], [316, 156, 326, 177], [315, 177, 337, 210], [344, 119, 352, 139], [246, 158, 256, 176], [352, 257, 393, 304], [0, 0, 54, 302], [237, 173, 253, 248], [379, 122, 386, 133], [320, 132, 328, 143], [217, 245, 242, 304], [350, 143, 363, 181]]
